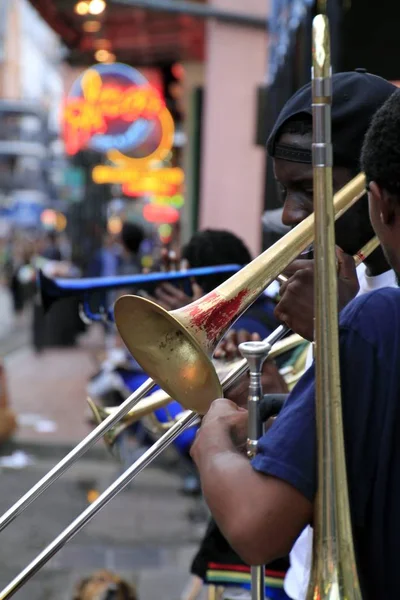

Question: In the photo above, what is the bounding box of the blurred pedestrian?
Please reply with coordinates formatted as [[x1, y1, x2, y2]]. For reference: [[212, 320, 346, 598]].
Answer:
[[87, 233, 121, 279], [118, 222, 145, 276]]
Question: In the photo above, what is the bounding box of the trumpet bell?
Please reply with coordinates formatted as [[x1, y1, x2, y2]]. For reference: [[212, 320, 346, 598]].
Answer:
[[114, 295, 221, 415]]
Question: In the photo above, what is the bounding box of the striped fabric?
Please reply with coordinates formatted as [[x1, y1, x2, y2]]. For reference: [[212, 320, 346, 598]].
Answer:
[[206, 563, 289, 598]]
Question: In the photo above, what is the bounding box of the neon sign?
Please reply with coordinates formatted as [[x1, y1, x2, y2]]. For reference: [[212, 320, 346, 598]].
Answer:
[[143, 203, 180, 224], [92, 165, 184, 197], [64, 63, 185, 233], [152, 194, 184, 208], [63, 63, 174, 161]]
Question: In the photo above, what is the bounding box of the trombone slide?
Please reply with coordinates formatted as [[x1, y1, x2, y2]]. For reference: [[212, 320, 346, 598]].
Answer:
[[0, 410, 200, 600], [307, 14, 362, 599], [0, 377, 156, 533]]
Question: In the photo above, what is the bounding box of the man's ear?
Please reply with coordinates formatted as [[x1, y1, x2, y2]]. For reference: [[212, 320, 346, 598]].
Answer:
[[369, 181, 396, 225]]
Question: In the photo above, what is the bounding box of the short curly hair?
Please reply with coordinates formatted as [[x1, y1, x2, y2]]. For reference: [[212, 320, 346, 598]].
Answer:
[[182, 229, 251, 293], [361, 89, 400, 196]]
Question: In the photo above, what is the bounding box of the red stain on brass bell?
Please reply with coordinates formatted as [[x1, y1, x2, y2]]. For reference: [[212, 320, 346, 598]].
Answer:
[[188, 289, 249, 343]]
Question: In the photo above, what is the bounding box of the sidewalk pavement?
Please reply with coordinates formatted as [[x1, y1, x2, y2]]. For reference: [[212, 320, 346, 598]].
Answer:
[[0, 286, 107, 447], [5, 335, 100, 447], [0, 452, 207, 600], [0, 305, 208, 600], [0, 287, 30, 358], [0, 285, 15, 340]]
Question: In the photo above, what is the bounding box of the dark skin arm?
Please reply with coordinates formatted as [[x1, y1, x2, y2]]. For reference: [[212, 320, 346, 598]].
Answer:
[[275, 248, 359, 341], [191, 398, 313, 565]]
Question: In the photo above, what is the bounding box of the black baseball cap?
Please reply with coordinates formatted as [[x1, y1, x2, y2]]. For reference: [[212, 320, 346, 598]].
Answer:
[[267, 69, 397, 168]]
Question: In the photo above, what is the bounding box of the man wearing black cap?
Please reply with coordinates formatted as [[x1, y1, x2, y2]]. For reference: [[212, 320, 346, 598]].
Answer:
[[268, 70, 394, 337], [220, 70, 399, 598], [189, 72, 400, 600], [267, 69, 398, 599]]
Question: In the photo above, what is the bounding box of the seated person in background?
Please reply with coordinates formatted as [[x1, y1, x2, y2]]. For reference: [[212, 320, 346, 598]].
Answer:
[[143, 230, 285, 497], [145, 230, 290, 600]]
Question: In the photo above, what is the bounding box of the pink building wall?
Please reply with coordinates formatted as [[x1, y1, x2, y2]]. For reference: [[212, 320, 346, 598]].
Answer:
[[199, 0, 269, 256]]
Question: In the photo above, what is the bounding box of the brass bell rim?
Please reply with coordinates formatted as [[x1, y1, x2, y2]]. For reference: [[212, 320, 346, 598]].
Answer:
[[114, 294, 223, 415]]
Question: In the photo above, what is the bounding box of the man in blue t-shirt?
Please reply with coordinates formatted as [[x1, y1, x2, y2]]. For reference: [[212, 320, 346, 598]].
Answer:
[[190, 90, 400, 599]]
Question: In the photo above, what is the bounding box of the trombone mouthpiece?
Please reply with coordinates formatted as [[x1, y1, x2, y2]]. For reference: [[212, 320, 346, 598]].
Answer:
[[238, 341, 271, 373], [312, 14, 331, 79]]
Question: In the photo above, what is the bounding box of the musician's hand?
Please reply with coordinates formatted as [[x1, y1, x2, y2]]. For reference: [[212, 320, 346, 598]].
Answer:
[[154, 282, 193, 310], [214, 329, 261, 360], [228, 360, 289, 408], [191, 398, 248, 463], [140, 280, 203, 311], [274, 248, 359, 341]]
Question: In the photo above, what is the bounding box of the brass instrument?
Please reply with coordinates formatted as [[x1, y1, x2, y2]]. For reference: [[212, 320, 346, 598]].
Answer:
[[89, 234, 378, 450], [0, 141, 370, 599], [0, 218, 376, 599], [307, 14, 361, 599], [87, 389, 178, 449], [113, 174, 365, 416], [88, 333, 306, 450]]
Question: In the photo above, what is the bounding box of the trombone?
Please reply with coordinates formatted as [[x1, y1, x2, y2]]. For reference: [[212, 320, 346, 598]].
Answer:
[[307, 15, 361, 598], [0, 198, 375, 599], [0, 174, 365, 534], [0, 151, 371, 599], [88, 235, 378, 453], [87, 332, 307, 451]]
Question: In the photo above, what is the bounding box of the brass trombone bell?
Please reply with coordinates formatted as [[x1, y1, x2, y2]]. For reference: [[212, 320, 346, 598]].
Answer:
[[114, 173, 366, 415], [88, 332, 307, 451], [92, 235, 377, 450], [87, 389, 171, 448]]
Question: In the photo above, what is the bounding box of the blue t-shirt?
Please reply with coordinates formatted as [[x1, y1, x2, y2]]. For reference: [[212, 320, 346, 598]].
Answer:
[[252, 286, 400, 599]]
